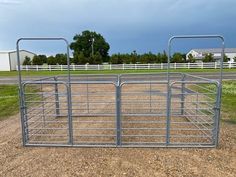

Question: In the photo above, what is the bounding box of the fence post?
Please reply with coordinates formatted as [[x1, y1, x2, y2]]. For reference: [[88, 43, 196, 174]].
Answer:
[[135, 64, 137, 70], [201, 62, 204, 69], [60, 65, 63, 71], [174, 63, 177, 69], [161, 63, 163, 69], [26, 65, 28, 71], [215, 62, 217, 69], [85, 64, 88, 71], [110, 64, 112, 70], [49, 65, 51, 71], [98, 64, 100, 70], [36, 65, 39, 71], [148, 63, 150, 69]]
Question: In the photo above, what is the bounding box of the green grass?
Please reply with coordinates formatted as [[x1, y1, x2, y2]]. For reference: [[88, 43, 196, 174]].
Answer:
[[212, 81, 236, 124], [0, 85, 39, 120], [0, 85, 19, 120], [192, 81, 236, 124], [0, 68, 236, 77]]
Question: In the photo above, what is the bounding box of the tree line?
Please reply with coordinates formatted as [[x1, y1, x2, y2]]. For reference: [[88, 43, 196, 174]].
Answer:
[[23, 51, 188, 65], [22, 30, 230, 65], [24, 51, 230, 65]]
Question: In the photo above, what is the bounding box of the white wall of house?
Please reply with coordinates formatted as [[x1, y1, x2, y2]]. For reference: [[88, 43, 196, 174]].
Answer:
[[187, 50, 200, 58], [187, 49, 236, 63], [0, 53, 11, 71], [0, 50, 36, 71], [9, 50, 35, 70], [226, 53, 236, 62]]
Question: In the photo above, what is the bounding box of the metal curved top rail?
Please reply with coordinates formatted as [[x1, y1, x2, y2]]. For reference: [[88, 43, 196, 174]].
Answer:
[[16, 37, 70, 84], [167, 35, 225, 84]]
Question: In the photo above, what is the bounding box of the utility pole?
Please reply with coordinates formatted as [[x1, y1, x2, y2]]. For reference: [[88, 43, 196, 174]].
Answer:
[[91, 37, 95, 56]]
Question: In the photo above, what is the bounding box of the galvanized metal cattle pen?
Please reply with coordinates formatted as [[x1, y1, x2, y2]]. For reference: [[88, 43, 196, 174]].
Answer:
[[17, 35, 224, 147]]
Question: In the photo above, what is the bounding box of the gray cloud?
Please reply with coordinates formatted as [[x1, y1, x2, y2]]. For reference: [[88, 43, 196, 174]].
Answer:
[[0, 0, 235, 53]]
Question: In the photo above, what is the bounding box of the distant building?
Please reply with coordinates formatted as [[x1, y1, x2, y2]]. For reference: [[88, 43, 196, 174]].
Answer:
[[0, 50, 36, 71], [186, 48, 236, 63]]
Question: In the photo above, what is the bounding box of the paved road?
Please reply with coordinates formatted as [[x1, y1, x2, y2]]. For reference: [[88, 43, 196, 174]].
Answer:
[[0, 72, 235, 84]]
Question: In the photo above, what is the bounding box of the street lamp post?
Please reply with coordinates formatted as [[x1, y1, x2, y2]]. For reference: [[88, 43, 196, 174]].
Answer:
[[91, 37, 95, 56]]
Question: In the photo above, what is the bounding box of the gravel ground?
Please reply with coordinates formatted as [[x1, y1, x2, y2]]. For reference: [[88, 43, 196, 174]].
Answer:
[[0, 115, 235, 177]]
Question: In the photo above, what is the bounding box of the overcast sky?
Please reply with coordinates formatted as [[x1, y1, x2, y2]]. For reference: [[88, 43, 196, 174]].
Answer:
[[0, 0, 236, 55]]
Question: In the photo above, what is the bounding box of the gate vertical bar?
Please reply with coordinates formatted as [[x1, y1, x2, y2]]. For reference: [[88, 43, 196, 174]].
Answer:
[[149, 75, 152, 113], [16, 39, 26, 146], [86, 76, 89, 113], [215, 37, 224, 146], [116, 76, 121, 146], [166, 38, 172, 145], [54, 77, 60, 116], [40, 83, 46, 126], [65, 39, 73, 145], [181, 73, 186, 115], [22, 84, 29, 143]]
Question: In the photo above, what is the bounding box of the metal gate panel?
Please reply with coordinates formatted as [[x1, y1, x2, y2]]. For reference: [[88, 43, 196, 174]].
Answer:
[[120, 82, 168, 146], [70, 83, 117, 146], [22, 82, 71, 146], [169, 81, 218, 146]]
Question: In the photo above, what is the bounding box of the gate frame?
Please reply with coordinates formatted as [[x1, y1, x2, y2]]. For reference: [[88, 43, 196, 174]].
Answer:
[[17, 35, 224, 148], [167, 35, 225, 147], [16, 38, 73, 146]]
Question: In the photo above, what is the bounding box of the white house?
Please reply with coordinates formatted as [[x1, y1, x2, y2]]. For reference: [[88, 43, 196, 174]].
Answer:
[[0, 50, 36, 71], [186, 48, 236, 63]]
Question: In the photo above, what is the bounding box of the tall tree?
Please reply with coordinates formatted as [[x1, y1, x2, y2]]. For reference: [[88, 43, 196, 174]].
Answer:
[[140, 52, 156, 64], [70, 30, 110, 64], [22, 56, 31, 65], [72, 52, 88, 64], [110, 53, 123, 64], [224, 54, 229, 62], [55, 54, 67, 65], [202, 53, 214, 62], [32, 55, 47, 65], [187, 53, 196, 63], [130, 50, 139, 64], [161, 51, 168, 63], [47, 56, 57, 65], [172, 52, 185, 63]]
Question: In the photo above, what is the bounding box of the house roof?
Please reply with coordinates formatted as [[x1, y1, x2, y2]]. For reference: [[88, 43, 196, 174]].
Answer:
[[0, 50, 16, 53], [0, 50, 36, 55], [191, 48, 236, 54]]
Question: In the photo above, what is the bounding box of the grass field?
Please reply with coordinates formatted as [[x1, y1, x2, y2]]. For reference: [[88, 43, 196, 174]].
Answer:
[[0, 68, 236, 77], [210, 81, 236, 124], [0, 85, 39, 121], [0, 85, 19, 120]]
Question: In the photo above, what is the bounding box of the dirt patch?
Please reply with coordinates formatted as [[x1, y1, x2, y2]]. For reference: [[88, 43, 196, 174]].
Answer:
[[0, 115, 235, 177]]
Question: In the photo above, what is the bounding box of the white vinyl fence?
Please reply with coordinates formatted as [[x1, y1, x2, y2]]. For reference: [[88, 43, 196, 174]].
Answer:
[[18, 62, 236, 71]]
